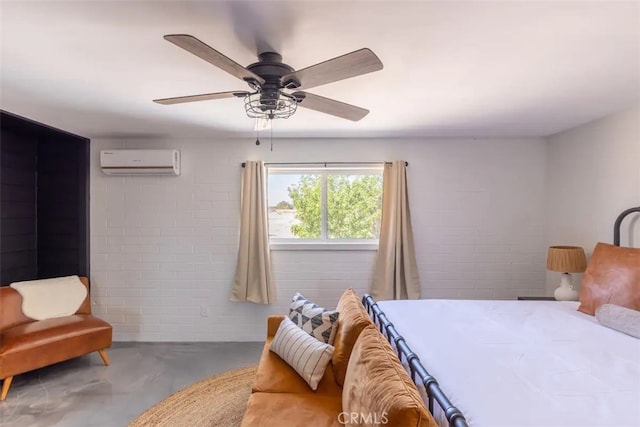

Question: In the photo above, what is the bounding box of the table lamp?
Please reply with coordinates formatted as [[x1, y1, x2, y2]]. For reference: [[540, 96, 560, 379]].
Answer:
[[546, 246, 587, 301]]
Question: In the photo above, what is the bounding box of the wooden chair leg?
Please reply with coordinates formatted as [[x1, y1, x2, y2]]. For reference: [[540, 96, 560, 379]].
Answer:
[[97, 349, 110, 366], [1, 376, 14, 401]]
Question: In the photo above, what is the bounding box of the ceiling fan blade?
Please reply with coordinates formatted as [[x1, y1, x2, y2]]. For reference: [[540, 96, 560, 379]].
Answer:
[[164, 34, 265, 85], [284, 48, 382, 90], [153, 91, 249, 105], [293, 91, 369, 121]]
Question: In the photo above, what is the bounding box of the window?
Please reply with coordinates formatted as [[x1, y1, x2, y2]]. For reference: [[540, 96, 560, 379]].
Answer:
[[267, 165, 384, 249]]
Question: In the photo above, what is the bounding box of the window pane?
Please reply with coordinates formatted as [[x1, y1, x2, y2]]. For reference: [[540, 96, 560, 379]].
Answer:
[[268, 173, 321, 239], [327, 174, 383, 239]]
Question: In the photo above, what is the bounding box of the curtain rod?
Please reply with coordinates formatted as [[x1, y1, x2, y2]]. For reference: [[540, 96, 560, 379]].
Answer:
[[241, 161, 408, 168]]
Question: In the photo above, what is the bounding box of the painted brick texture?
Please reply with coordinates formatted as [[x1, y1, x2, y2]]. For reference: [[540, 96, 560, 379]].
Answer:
[[90, 138, 547, 341]]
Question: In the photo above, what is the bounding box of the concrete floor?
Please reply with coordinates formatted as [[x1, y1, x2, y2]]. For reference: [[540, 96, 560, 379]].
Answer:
[[0, 342, 263, 427]]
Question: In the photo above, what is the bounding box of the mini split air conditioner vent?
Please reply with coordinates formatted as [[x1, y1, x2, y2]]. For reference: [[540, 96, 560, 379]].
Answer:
[[100, 150, 180, 176]]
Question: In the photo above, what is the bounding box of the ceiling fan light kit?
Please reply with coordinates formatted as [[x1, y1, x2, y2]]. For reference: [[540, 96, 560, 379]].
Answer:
[[244, 91, 298, 120], [153, 34, 383, 122]]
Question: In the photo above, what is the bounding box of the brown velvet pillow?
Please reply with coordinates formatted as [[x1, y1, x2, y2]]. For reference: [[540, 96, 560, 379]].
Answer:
[[343, 326, 437, 427], [578, 242, 640, 315], [331, 288, 374, 386]]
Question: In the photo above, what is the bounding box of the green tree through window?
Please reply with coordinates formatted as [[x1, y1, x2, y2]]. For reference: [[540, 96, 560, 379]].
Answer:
[[287, 174, 383, 239], [274, 200, 294, 210], [288, 175, 322, 238]]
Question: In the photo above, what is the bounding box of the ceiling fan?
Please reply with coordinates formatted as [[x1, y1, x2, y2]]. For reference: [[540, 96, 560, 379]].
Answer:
[[153, 34, 383, 121]]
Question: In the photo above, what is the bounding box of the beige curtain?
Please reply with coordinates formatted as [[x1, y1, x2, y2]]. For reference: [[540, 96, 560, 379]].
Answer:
[[370, 161, 421, 300], [230, 161, 275, 304]]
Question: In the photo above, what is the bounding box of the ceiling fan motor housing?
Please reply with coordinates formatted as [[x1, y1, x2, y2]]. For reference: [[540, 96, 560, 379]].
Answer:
[[246, 52, 300, 108]]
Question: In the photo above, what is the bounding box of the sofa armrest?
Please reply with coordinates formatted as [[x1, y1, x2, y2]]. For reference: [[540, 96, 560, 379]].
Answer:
[[76, 276, 92, 315], [267, 315, 285, 337]]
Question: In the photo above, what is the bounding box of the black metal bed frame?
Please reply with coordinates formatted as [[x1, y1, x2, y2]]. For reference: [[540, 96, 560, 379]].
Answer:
[[362, 294, 468, 427], [613, 206, 640, 246], [363, 206, 640, 427]]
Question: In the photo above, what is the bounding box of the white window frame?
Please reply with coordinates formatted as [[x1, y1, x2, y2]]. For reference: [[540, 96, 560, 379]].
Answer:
[[266, 164, 383, 251]]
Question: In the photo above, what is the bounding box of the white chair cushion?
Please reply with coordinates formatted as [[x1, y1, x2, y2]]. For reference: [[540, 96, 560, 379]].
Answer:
[[10, 275, 87, 320]]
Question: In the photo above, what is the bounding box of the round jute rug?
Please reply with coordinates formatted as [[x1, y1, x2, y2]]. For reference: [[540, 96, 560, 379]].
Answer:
[[129, 365, 256, 427]]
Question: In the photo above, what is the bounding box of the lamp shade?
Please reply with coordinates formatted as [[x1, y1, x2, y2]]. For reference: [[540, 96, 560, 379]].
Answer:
[[546, 246, 587, 273]]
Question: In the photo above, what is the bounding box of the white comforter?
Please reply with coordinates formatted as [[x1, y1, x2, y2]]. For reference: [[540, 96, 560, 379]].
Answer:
[[377, 299, 640, 427]]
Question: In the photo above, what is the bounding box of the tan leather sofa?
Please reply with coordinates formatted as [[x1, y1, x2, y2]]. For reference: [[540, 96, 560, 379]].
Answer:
[[0, 276, 112, 400], [241, 289, 436, 427]]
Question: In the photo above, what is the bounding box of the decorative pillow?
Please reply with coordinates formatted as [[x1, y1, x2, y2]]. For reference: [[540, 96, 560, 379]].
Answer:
[[269, 316, 335, 390], [595, 304, 640, 339], [10, 275, 88, 320], [578, 243, 640, 315], [343, 326, 437, 427], [289, 293, 339, 344], [332, 288, 375, 386]]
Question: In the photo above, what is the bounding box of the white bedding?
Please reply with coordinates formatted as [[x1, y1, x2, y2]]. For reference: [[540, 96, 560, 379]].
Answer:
[[377, 299, 640, 427]]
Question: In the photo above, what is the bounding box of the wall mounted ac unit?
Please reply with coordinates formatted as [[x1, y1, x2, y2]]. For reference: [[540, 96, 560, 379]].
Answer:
[[100, 150, 180, 176]]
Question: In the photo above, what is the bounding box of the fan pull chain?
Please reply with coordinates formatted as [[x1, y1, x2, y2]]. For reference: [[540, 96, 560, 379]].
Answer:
[[255, 127, 260, 146], [270, 123, 273, 152]]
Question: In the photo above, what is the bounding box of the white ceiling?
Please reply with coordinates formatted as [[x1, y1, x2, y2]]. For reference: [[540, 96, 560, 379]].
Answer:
[[1, 0, 638, 139]]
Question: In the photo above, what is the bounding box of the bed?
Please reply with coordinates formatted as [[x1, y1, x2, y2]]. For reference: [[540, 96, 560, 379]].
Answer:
[[363, 207, 640, 427]]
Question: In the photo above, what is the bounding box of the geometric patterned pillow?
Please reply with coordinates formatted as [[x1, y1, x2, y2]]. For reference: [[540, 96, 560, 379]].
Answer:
[[288, 292, 340, 345]]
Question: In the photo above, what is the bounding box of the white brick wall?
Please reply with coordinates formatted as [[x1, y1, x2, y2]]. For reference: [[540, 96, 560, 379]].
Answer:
[[545, 106, 640, 294], [90, 137, 547, 341]]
